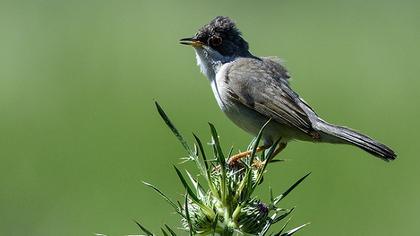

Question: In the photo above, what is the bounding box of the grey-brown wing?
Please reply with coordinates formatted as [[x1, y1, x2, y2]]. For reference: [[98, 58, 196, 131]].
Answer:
[[225, 58, 313, 134], [260, 56, 291, 81]]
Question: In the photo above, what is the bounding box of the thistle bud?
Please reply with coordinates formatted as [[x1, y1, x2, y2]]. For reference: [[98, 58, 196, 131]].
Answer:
[[237, 199, 270, 234]]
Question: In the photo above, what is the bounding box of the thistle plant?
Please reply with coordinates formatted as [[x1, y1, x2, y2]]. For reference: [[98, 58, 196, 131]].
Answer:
[[136, 102, 310, 235]]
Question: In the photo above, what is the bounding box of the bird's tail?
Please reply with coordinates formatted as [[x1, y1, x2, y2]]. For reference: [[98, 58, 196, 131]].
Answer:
[[315, 119, 396, 161]]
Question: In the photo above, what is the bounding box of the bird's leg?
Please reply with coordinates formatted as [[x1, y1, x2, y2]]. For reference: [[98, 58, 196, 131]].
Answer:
[[253, 143, 288, 168], [228, 145, 269, 164], [268, 143, 287, 161]]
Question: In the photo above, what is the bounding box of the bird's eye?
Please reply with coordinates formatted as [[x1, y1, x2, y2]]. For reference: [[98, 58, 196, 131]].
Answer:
[[209, 36, 222, 46]]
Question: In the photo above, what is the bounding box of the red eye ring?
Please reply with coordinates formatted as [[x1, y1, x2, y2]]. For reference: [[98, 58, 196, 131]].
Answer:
[[209, 36, 222, 46]]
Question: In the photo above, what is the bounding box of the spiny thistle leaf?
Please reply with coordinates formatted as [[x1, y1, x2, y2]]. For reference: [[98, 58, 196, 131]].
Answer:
[[142, 181, 183, 217], [232, 168, 251, 203], [164, 225, 177, 236], [161, 228, 169, 236], [273, 217, 292, 236], [184, 193, 194, 236], [173, 167, 214, 218], [279, 223, 310, 236], [273, 173, 311, 205], [134, 220, 154, 236], [208, 123, 228, 202], [208, 123, 226, 163], [249, 118, 272, 166], [270, 186, 275, 204], [185, 170, 206, 200], [174, 166, 201, 205], [272, 208, 295, 224], [193, 133, 219, 198], [270, 159, 285, 163], [254, 138, 281, 188], [240, 120, 275, 201], [259, 223, 271, 236], [211, 213, 219, 234], [265, 138, 282, 162], [155, 102, 192, 155], [259, 208, 294, 236], [192, 133, 209, 175]]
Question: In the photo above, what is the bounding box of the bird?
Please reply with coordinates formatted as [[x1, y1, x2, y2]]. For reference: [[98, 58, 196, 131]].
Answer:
[[180, 16, 396, 162]]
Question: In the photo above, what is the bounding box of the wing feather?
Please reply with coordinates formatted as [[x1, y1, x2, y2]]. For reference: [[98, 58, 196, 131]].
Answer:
[[225, 57, 313, 134]]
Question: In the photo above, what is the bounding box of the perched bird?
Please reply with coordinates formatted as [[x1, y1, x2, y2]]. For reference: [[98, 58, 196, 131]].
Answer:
[[180, 16, 396, 162]]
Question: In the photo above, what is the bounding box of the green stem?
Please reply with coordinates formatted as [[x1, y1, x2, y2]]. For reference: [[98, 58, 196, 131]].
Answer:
[[232, 205, 242, 222]]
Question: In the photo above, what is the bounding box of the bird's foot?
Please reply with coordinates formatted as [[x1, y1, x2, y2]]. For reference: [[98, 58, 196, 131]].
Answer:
[[251, 159, 266, 169], [227, 142, 287, 165], [228, 146, 268, 164]]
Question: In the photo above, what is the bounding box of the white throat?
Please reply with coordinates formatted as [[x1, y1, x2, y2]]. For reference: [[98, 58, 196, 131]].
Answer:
[[194, 49, 223, 81], [194, 49, 235, 113]]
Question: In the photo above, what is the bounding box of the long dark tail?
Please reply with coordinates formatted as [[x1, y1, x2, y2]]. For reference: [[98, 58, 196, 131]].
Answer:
[[315, 119, 396, 161]]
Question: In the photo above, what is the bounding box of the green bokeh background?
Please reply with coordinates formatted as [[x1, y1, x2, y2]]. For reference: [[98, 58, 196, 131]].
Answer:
[[1, 0, 418, 235]]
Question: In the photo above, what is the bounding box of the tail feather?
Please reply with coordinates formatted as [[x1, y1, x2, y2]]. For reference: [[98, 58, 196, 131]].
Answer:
[[315, 120, 396, 161]]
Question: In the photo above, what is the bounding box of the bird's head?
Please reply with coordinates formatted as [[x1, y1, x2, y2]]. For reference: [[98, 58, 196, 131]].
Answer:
[[180, 16, 252, 78]]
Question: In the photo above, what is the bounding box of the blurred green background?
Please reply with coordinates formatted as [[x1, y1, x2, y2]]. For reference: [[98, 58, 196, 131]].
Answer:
[[0, 0, 418, 235]]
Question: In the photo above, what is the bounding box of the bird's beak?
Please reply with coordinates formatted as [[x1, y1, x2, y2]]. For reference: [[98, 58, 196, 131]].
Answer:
[[179, 37, 204, 48]]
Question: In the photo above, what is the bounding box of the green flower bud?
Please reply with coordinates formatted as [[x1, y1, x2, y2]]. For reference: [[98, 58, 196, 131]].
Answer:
[[237, 200, 270, 234]]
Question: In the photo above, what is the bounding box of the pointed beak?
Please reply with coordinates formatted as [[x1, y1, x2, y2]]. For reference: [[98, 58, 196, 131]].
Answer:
[[179, 37, 204, 48]]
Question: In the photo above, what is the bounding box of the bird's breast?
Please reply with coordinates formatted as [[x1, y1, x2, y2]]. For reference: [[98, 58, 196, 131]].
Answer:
[[211, 63, 261, 135], [211, 62, 233, 112]]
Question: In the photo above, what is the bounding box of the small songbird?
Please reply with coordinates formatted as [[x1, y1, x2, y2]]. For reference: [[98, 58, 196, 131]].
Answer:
[[180, 16, 396, 162]]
